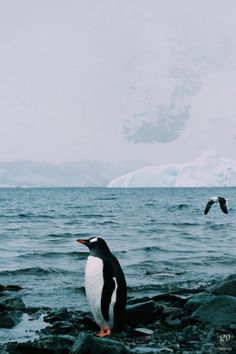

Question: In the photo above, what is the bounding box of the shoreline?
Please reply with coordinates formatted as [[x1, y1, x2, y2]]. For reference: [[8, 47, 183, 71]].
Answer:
[[1, 274, 236, 354]]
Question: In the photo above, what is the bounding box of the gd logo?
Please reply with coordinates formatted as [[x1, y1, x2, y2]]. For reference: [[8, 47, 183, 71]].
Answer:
[[216, 331, 234, 346]]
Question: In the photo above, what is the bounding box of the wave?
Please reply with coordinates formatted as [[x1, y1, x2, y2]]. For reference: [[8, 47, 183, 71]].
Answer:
[[128, 283, 170, 293], [80, 214, 105, 218], [145, 270, 183, 277], [47, 232, 74, 237], [171, 222, 201, 227], [131, 246, 168, 253], [18, 213, 54, 219], [167, 204, 190, 212], [94, 197, 118, 201], [129, 277, 211, 294], [17, 251, 88, 259], [145, 203, 155, 207], [0, 267, 73, 276], [97, 220, 118, 225], [204, 223, 229, 230], [63, 285, 85, 294]]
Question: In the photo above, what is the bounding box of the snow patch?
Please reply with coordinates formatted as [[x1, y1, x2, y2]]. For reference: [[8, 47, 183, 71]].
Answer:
[[107, 151, 236, 187]]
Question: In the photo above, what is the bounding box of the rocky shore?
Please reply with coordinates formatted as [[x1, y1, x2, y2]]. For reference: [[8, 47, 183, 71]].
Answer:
[[1, 274, 236, 354]]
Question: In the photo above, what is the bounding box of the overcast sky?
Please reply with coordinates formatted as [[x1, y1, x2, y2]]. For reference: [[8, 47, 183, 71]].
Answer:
[[1, 0, 236, 164]]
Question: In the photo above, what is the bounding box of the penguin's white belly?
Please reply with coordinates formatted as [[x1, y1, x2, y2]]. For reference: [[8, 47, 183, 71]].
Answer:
[[85, 255, 116, 329]]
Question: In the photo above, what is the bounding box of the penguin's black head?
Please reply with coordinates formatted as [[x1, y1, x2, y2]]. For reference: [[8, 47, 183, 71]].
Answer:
[[77, 237, 111, 256]]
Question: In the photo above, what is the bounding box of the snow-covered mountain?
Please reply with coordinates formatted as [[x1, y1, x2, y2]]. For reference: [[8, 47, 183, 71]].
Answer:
[[0, 160, 148, 188], [107, 151, 236, 188]]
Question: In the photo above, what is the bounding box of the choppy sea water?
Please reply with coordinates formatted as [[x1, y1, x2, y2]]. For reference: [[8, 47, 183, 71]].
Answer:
[[0, 187, 235, 315]]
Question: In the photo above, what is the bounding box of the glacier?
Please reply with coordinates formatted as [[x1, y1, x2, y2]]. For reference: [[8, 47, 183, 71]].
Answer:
[[107, 151, 236, 188]]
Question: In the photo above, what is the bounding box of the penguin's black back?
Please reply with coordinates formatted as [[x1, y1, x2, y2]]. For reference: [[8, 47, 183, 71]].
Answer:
[[101, 253, 127, 330]]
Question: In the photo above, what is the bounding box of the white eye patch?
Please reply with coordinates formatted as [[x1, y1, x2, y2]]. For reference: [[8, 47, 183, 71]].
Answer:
[[90, 237, 98, 243]]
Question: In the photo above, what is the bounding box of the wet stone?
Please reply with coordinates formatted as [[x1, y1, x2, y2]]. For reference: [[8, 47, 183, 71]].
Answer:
[[208, 275, 236, 297], [131, 346, 173, 353], [8, 334, 75, 354], [126, 301, 155, 327], [161, 305, 183, 318], [192, 295, 236, 326], [183, 292, 216, 313], [51, 320, 74, 333], [201, 342, 216, 353], [0, 284, 23, 292], [128, 297, 151, 305], [1, 296, 26, 311], [133, 328, 154, 336], [44, 307, 70, 323], [0, 311, 18, 328], [164, 318, 182, 328], [70, 333, 129, 354]]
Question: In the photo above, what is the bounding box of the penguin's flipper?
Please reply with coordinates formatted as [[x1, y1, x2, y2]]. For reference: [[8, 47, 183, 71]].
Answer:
[[101, 261, 116, 321], [218, 197, 228, 214], [204, 200, 214, 215]]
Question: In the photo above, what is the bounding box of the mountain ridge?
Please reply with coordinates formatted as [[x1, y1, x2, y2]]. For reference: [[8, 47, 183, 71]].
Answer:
[[107, 151, 236, 188], [0, 160, 148, 188]]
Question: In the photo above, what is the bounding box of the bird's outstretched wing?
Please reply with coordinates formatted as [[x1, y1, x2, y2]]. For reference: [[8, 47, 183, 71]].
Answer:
[[204, 200, 215, 215], [218, 197, 228, 214]]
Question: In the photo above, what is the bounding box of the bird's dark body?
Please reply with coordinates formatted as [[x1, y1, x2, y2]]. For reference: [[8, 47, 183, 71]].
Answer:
[[204, 196, 228, 215]]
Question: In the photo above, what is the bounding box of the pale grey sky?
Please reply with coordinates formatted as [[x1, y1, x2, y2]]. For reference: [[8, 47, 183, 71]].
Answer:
[[1, 0, 236, 164]]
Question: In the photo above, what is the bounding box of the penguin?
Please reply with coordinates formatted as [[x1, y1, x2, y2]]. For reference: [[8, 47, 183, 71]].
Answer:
[[77, 237, 127, 337], [204, 196, 228, 215]]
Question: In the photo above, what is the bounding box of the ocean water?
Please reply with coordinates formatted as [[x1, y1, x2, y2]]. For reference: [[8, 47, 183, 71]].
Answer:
[[0, 187, 235, 314]]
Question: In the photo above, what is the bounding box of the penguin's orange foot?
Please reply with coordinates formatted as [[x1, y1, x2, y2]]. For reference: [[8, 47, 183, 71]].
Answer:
[[96, 328, 112, 337]]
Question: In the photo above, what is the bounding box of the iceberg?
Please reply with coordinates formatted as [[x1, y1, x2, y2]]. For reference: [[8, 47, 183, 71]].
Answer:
[[107, 151, 236, 188]]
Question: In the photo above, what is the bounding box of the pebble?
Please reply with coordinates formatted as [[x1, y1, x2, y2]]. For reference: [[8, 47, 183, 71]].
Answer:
[[131, 347, 173, 353], [133, 328, 154, 336]]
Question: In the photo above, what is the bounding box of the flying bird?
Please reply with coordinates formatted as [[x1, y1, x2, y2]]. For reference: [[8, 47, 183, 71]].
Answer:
[[204, 196, 228, 215], [77, 237, 127, 337]]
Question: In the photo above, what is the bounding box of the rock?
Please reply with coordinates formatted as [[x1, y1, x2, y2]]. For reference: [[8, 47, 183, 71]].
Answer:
[[126, 301, 155, 326], [7, 342, 53, 354], [51, 320, 74, 333], [208, 275, 236, 296], [8, 334, 75, 354], [0, 284, 23, 292], [183, 292, 216, 313], [128, 297, 151, 305], [5, 285, 23, 291], [70, 333, 129, 354], [151, 293, 187, 305], [131, 347, 173, 353], [161, 305, 183, 318], [164, 318, 182, 328], [0, 311, 19, 328], [192, 295, 236, 326], [1, 296, 26, 311], [0, 303, 8, 311], [44, 307, 70, 323], [201, 342, 215, 353], [56, 334, 75, 343], [133, 327, 154, 335]]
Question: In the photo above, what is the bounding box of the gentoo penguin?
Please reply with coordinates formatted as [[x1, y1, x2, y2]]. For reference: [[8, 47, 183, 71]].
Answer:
[[204, 196, 228, 215], [77, 237, 127, 337]]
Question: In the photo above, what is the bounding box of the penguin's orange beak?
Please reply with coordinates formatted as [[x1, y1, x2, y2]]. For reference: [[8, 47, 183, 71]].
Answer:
[[77, 239, 88, 245]]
